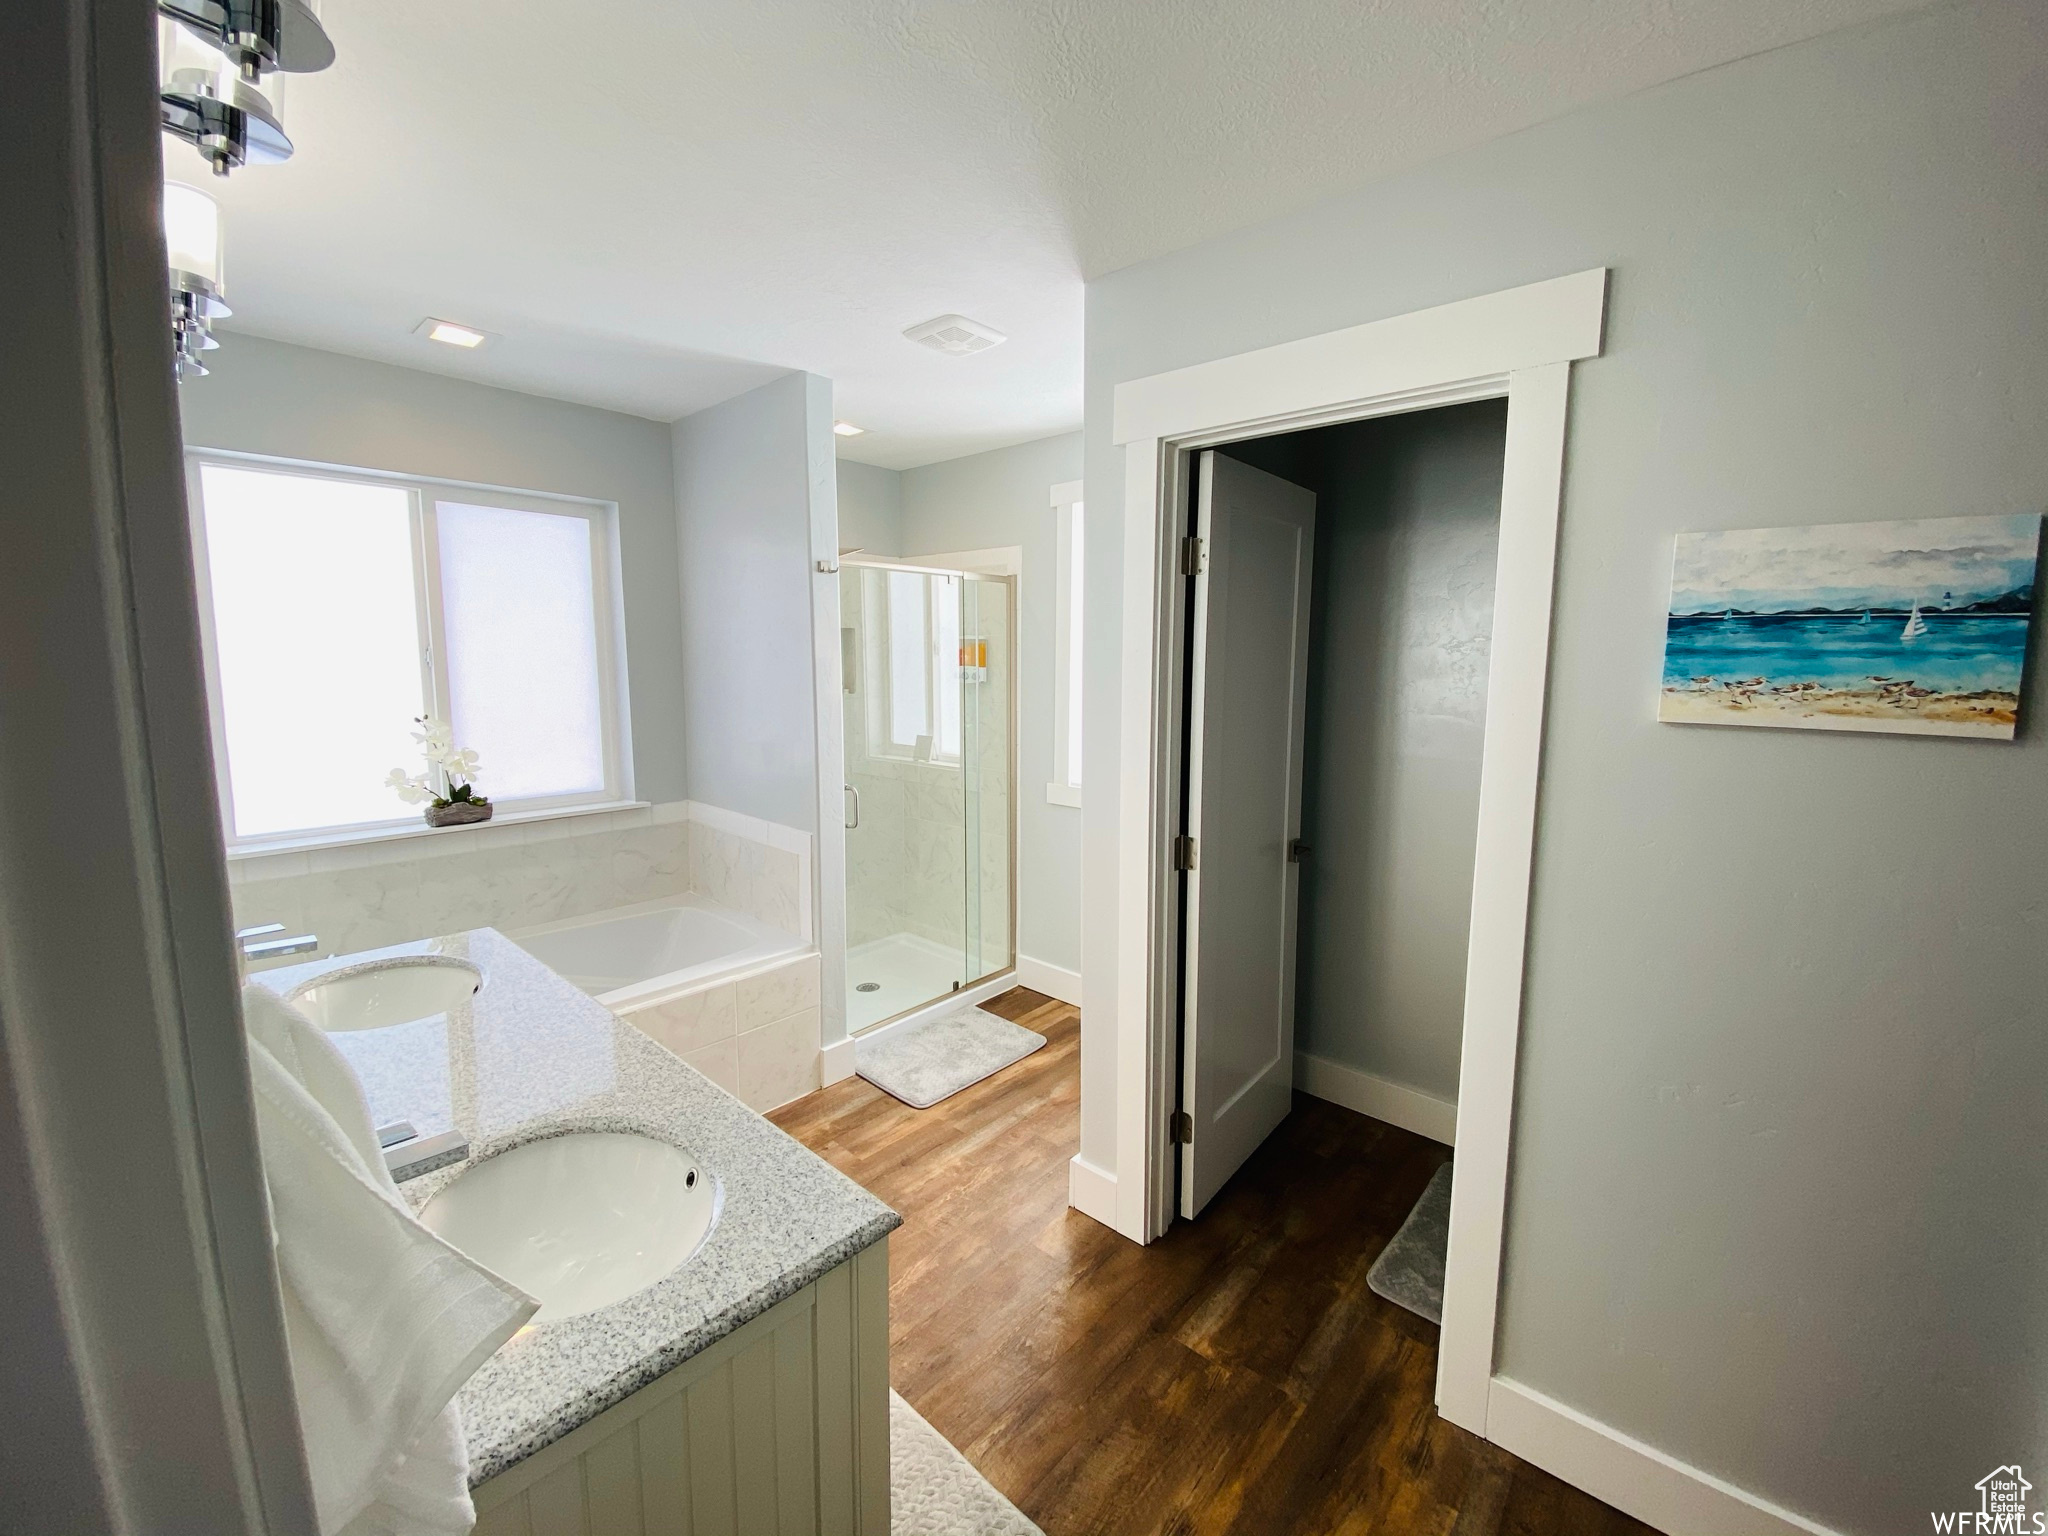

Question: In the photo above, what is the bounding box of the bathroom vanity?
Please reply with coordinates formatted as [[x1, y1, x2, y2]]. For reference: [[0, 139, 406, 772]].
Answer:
[[257, 929, 899, 1536]]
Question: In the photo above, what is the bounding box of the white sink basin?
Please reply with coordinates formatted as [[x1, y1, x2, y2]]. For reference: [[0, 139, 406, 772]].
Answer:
[[419, 1133, 716, 1322], [288, 957, 481, 1032]]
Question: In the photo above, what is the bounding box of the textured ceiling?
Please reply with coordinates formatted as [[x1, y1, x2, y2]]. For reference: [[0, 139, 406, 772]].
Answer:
[[193, 0, 1927, 468]]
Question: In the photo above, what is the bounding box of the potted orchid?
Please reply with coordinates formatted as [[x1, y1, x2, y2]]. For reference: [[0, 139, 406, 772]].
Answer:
[[386, 716, 491, 827]]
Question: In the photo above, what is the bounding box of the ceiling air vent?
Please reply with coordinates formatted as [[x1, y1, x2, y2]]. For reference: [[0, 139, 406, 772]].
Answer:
[[903, 313, 1007, 356]]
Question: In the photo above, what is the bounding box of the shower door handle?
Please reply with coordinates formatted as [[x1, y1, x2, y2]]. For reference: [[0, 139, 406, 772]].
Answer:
[[845, 783, 860, 830]]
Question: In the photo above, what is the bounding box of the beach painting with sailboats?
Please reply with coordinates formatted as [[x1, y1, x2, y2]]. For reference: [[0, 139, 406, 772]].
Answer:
[[1660, 513, 2042, 739]]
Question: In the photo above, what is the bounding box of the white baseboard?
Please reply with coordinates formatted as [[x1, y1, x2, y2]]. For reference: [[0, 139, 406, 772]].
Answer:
[[1486, 1379, 1839, 1536], [1295, 1051, 1457, 1146], [820, 1037, 857, 1085], [1015, 954, 1082, 1007], [1067, 1155, 1118, 1230]]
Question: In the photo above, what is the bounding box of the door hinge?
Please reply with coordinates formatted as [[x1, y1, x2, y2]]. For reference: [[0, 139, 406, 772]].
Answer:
[[1172, 834, 1197, 872], [1170, 1110, 1194, 1145], [1288, 838, 1311, 863], [1179, 535, 1205, 577]]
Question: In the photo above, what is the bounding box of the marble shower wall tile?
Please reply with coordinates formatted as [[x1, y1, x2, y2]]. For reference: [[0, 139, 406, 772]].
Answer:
[[845, 770, 907, 947]]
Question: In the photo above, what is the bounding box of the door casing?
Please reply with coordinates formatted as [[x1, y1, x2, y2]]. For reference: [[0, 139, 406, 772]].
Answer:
[[1100, 269, 1607, 1433]]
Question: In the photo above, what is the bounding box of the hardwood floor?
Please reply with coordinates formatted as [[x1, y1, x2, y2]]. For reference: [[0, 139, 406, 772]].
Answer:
[[770, 988, 1655, 1536]]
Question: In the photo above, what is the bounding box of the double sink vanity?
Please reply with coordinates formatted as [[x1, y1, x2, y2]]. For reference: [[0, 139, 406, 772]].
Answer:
[[258, 928, 899, 1536]]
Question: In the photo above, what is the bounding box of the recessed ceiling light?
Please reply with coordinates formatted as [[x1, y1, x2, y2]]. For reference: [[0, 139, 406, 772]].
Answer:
[[903, 313, 1007, 357], [833, 421, 865, 437], [415, 317, 489, 349]]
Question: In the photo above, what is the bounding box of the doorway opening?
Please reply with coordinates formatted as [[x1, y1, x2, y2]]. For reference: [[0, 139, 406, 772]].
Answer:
[[1105, 268, 1605, 1429], [1171, 401, 1508, 1236]]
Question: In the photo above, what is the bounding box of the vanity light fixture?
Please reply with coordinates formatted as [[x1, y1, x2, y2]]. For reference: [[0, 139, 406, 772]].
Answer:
[[833, 421, 866, 437], [157, 0, 334, 377], [157, 0, 334, 176], [164, 180, 229, 379], [418, 318, 491, 349]]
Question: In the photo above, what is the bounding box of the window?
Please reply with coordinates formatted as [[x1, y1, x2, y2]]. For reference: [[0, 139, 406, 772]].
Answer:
[[1049, 480, 1084, 806], [872, 567, 963, 763], [187, 454, 626, 848]]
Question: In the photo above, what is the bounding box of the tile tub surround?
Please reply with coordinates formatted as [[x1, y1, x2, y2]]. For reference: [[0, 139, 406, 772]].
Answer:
[[253, 928, 899, 1487], [232, 800, 811, 967], [622, 950, 824, 1114], [686, 802, 811, 942]]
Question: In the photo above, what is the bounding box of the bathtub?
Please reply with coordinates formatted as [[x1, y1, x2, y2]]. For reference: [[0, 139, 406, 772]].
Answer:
[[511, 894, 805, 1011]]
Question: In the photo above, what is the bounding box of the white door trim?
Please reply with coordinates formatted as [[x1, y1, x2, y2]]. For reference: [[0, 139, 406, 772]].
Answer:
[[1103, 270, 1607, 1435]]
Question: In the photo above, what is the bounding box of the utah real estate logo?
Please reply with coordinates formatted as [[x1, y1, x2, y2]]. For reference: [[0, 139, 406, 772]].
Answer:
[[1934, 1466, 2044, 1533]]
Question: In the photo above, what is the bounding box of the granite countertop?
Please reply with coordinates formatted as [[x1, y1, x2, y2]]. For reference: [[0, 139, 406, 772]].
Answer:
[[255, 928, 900, 1486]]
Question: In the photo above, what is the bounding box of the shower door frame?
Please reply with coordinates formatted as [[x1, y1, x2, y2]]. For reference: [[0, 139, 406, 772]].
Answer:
[[837, 551, 1021, 1036]]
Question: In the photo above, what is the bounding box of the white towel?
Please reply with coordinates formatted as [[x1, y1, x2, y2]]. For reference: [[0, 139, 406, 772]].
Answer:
[[244, 985, 536, 1536]]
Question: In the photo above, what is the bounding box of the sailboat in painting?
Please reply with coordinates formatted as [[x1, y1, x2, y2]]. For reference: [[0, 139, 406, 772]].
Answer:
[[1901, 604, 1929, 640]]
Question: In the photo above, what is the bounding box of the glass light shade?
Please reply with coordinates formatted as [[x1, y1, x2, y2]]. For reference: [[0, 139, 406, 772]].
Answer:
[[158, 15, 236, 98], [158, 14, 286, 131], [163, 181, 223, 290]]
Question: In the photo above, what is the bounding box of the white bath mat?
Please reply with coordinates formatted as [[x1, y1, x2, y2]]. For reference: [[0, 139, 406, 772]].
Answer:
[[856, 1003, 1044, 1109], [891, 1390, 1042, 1536]]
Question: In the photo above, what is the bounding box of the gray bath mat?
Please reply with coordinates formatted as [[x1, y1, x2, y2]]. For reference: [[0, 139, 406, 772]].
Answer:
[[1367, 1161, 1453, 1324], [891, 1390, 1042, 1535], [856, 1003, 1044, 1109]]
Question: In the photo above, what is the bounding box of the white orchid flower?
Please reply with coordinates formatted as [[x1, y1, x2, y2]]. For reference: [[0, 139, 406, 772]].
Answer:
[[393, 715, 486, 801], [385, 768, 434, 805], [411, 715, 455, 749]]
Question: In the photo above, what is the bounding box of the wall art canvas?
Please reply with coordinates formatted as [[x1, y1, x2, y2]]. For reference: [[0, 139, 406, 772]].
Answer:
[[1660, 514, 2041, 739]]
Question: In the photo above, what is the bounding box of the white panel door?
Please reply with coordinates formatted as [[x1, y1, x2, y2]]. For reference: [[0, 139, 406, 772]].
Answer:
[[1180, 451, 1317, 1218]]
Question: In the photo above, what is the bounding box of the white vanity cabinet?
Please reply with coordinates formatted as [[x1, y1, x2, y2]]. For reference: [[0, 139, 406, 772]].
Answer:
[[471, 1240, 890, 1536]]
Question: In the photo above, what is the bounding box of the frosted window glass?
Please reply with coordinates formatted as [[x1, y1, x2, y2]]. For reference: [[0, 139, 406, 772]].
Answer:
[[887, 569, 928, 747], [436, 501, 606, 801], [933, 574, 961, 760], [200, 464, 424, 838]]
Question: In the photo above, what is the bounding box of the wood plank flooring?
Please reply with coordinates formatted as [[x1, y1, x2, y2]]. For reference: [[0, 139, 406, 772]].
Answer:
[[770, 988, 1655, 1536]]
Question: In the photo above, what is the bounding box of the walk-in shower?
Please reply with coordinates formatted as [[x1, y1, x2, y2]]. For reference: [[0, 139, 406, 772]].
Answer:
[[839, 560, 1014, 1032]]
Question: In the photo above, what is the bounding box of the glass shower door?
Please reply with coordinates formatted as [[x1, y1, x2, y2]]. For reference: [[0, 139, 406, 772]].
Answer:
[[839, 562, 1013, 1032]]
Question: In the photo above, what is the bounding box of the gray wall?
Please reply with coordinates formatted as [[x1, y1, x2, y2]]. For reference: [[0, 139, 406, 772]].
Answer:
[[1226, 401, 1507, 1106], [835, 459, 904, 557], [177, 334, 689, 803], [1083, 3, 2048, 1529], [901, 432, 1085, 978], [673, 373, 832, 832]]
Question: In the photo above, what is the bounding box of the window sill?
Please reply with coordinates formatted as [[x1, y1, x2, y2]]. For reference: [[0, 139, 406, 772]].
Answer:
[[1046, 782, 1082, 809], [225, 799, 654, 862]]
